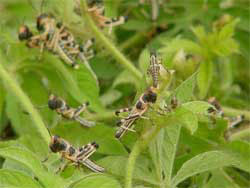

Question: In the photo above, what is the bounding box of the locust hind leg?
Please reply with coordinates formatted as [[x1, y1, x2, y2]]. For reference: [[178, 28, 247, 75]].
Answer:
[[115, 107, 132, 116]]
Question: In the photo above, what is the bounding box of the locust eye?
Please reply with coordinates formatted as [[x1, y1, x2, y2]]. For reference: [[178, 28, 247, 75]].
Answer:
[[37, 13, 48, 31], [18, 25, 33, 41], [91, 141, 99, 149], [48, 98, 62, 109]]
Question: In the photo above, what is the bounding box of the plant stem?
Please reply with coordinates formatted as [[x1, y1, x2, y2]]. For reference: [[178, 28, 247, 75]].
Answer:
[[80, 0, 142, 80], [125, 69, 175, 188], [222, 106, 250, 120], [0, 58, 50, 145], [125, 125, 164, 188], [125, 140, 141, 188]]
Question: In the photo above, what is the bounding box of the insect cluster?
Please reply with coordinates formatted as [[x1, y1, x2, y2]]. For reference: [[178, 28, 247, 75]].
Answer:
[[17, 0, 169, 174]]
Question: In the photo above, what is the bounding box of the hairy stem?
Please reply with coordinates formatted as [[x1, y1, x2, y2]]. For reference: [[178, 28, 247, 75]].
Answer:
[[0, 57, 50, 145], [223, 106, 250, 120], [125, 124, 165, 188], [80, 0, 142, 80]]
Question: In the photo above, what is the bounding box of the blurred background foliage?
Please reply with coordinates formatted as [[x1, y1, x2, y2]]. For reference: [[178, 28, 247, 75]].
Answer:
[[0, 0, 249, 188]]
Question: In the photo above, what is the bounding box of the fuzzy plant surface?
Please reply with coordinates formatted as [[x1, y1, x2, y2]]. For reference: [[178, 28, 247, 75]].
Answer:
[[0, 0, 249, 188]]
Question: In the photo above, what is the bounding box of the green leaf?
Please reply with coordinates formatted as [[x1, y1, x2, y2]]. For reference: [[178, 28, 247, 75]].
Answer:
[[159, 38, 203, 60], [98, 156, 159, 186], [197, 61, 213, 99], [172, 72, 197, 103], [223, 140, 250, 173], [182, 101, 213, 115], [70, 174, 122, 188], [162, 124, 181, 186], [0, 147, 65, 188], [149, 129, 165, 185], [44, 55, 103, 112], [171, 151, 240, 187], [191, 26, 207, 43], [122, 20, 152, 31], [0, 169, 42, 188], [100, 89, 122, 106], [173, 107, 198, 134], [204, 169, 240, 188], [53, 122, 127, 155], [218, 18, 240, 41], [5, 93, 43, 139], [138, 49, 150, 74], [112, 70, 139, 89], [74, 64, 103, 111]]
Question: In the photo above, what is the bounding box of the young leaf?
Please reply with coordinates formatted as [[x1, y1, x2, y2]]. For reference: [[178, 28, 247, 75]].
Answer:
[[70, 174, 122, 188], [0, 169, 42, 188], [159, 38, 203, 60], [197, 61, 213, 99], [171, 151, 240, 187]]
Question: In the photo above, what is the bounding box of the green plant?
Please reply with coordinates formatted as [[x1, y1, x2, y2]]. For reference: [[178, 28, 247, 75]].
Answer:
[[0, 0, 249, 188]]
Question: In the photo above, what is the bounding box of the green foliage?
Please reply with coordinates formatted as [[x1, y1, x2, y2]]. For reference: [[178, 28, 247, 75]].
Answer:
[[0, 0, 249, 188]]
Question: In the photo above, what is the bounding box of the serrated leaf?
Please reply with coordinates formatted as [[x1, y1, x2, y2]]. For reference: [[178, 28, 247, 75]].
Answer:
[[70, 174, 122, 188], [171, 151, 240, 187], [197, 61, 213, 99], [0, 169, 42, 188]]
